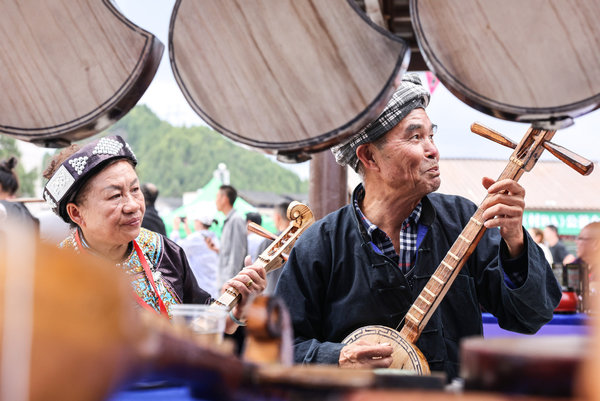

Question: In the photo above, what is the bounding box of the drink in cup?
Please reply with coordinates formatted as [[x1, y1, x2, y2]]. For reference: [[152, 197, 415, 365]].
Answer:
[[170, 304, 228, 345]]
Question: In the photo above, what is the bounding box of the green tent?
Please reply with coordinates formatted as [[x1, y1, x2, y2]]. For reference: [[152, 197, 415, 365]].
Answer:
[[163, 177, 276, 239]]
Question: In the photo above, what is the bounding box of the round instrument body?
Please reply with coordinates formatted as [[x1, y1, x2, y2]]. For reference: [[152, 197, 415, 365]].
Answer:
[[410, 0, 600, 127], [169, 0, 409, 160], [342, 325, 430, 374]]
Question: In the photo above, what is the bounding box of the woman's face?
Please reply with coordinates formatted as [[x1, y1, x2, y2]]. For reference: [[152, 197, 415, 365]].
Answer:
[[70, 160, 145, 249]]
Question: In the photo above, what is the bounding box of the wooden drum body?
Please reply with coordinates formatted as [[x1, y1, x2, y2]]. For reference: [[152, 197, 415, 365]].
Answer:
[[0, 0, 163, 147], [169, 0, 410, 161], [411, 0, 600, 127]]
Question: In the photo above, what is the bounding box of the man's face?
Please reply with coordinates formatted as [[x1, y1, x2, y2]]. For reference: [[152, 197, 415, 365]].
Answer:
[[576, 227, 599, 264], [215, 190, 226, 212], [370, 108, 440, 196], [543, 227, 558, 245]]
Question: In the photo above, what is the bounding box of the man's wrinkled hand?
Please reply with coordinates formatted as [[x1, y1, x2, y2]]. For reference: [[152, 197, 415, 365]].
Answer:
[[338, 340, 394, 369], [481, 177, 525, 257]]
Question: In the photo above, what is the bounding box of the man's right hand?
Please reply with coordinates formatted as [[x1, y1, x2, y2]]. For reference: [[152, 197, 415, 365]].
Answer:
[[338, 340, 393, 369]]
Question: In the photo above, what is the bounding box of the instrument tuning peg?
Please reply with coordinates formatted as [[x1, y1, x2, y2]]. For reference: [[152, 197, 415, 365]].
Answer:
[[471, 122, 517, 149], [471, 122, 594, 176], [542, 141, 594, 176]]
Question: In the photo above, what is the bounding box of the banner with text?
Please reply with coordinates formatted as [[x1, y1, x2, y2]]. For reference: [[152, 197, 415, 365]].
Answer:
[[523, 210, 600, 236]]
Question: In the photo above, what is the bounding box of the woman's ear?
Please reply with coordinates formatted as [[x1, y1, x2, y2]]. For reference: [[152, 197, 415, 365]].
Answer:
[[66, 203, 84, 227], [356, 143, 379, 172]]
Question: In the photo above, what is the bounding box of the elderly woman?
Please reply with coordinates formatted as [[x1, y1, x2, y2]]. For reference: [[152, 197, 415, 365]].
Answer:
[[42, 135, 265, 332]]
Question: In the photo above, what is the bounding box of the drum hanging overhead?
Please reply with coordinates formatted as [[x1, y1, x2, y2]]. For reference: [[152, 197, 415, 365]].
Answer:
[[169, 0, 410, 162], [410, 0, 600, 128], [0, 0, 163, 147]]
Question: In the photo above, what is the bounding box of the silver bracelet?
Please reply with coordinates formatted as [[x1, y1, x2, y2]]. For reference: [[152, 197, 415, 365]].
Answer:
[[229, 310, 247, 326]]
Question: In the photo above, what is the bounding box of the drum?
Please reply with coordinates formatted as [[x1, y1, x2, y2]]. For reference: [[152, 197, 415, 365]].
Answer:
[[0, 0, 163, 147], [169, 0, 410, 161], [410, 0, 600, 128]]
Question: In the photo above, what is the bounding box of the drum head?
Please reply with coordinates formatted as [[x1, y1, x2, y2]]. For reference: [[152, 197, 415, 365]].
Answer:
[[169, 0, 409, 160], [411, 0, 600, 126]]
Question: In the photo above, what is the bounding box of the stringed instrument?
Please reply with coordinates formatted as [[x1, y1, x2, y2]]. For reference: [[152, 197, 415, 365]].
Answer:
[[0, 0, 163, 147], [213, 201, 314, 311], [343, 122, 594, 373], [169, 0, 409, 162]]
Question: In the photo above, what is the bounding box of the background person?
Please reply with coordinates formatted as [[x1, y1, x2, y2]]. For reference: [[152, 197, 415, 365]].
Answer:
[[256, 201, 291, 295], [274, 74, 561, 380], [575, 222, 600, 275], [171, 213, 220, 298], [528, 227, 553, 265], [0, 156, 39, 233], [575, 223, 600, 312], [42, 135, 265, 332], [141, 182, 167, 236], [246, 211, 264, 262], [544, 224, 576, 266], [205, 185, 248, 288]]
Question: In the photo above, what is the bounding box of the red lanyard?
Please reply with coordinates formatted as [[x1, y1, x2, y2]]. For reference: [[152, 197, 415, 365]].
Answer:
[[74, 230, 170, 317]]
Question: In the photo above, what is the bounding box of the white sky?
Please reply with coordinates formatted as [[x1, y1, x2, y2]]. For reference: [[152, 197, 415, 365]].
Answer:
[[19, 0, 600, 182]]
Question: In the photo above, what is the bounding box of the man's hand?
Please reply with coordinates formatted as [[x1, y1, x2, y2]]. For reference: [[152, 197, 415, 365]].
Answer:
[[338, 340, 393, 369], [481, 177, 525, 257]]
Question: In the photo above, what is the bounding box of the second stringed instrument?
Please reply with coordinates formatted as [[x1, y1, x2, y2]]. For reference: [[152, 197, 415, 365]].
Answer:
[[213, 201, 314, 312]]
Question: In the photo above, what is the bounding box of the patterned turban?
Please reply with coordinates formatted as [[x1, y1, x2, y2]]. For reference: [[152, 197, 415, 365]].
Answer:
[[43, 135, 137, 223], [331, 73, 430, 171]]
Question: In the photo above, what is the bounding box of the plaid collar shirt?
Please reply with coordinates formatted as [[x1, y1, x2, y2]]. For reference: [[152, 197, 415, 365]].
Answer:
[[354, 186, 423, 274]]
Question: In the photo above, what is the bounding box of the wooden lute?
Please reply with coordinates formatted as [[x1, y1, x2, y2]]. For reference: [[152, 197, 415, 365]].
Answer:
[[213, 201, 314, 311], [343, 122, 594, 373]]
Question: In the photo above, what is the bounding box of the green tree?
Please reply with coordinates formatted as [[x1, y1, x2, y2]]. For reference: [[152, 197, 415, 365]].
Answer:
[[106, 105, 308, 197]]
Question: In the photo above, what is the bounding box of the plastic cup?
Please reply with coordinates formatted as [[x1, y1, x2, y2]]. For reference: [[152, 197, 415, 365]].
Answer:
[[170, 304, 228, 345]]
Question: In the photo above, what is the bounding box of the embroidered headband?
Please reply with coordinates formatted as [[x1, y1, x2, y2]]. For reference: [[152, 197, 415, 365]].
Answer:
[[331, 73, 430, 171], [43, 135, 137, 223]]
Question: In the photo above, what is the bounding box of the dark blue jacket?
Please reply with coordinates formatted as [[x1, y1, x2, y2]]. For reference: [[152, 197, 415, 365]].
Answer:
[[275, 187, 561, 380]]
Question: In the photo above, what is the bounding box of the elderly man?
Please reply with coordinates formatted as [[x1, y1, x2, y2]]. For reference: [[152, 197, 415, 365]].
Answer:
[[274, 74, 561, 380], [206, 185, 248, 288]]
